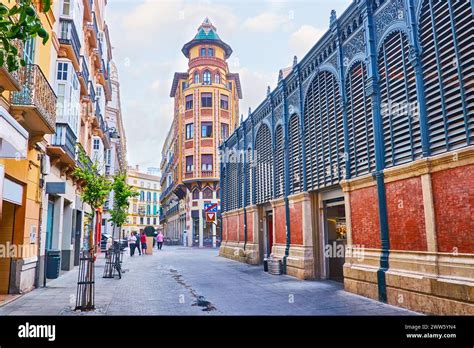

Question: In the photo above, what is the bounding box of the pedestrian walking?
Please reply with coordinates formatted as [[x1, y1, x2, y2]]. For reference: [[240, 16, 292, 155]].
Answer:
[[156, 231, 164, 250], [128, 233, 137, 256], [140, 231, 148, 254], [134, 231, 142, 255]]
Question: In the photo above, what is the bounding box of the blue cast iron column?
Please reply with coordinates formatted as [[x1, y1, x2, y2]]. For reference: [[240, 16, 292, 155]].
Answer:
[[242, 118, 248, 251], [296, 65, 308, 192], [362, 0, 390, 302], [406, 0, 430, 156]]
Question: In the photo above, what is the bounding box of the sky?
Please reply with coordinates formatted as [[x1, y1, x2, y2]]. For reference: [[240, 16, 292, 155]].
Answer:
[[106, 0, 353, 171]]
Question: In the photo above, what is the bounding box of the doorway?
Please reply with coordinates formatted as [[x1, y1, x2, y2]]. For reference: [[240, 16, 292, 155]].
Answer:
[[0, 201, 16, 294], [324, 199, 347, 282], [45, 199, 54, 251], [265, 210, 273, 258]]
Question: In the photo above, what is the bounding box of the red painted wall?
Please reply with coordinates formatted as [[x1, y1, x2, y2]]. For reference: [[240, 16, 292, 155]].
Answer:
[[247, 212, 254, 243], [226, 215, 238, 242], [289, 201, 303, 245], [385, 177, 427, 251], [350, 186, 381, 248], [432, 164, 474, 253], [274, 205, 286, 244], [238, 212, 245, 241]]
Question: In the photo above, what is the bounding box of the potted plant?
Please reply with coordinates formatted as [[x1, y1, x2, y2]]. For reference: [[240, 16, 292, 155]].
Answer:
[[143, 226, 156, 255]]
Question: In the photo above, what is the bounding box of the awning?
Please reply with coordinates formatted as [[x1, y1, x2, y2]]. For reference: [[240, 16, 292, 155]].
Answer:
[[0, 105, 28, 159]]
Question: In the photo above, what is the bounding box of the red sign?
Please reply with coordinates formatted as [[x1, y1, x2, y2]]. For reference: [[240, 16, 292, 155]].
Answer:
[[206, 212, 216, 223]]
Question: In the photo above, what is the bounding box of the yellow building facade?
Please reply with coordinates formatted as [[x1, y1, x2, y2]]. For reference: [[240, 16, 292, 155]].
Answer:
[[160, 18, 241, 248], [0, 0, 57, 294]]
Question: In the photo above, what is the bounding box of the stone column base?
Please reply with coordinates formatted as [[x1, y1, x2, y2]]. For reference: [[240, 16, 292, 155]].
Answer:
[[272, 244, 315, 279], [219, 241, 260, 265]]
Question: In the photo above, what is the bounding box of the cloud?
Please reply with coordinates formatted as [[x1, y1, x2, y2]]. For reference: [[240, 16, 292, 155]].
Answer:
[[289, 25, 325, 59], [243, 12, 292, 33]]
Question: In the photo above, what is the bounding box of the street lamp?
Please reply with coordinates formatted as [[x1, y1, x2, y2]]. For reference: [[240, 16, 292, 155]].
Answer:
[[103, 126, 120, 140]]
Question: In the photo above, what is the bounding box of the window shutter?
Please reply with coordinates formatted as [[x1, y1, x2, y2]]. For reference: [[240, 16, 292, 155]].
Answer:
[[274, 126, 284, 198]]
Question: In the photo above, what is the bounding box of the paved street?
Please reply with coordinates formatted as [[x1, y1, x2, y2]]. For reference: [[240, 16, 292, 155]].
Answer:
[[0, 247, 417, 315]]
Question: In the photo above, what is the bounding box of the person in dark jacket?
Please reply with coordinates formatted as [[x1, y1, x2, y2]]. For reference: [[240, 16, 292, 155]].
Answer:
[[134, 231, 142, 255]]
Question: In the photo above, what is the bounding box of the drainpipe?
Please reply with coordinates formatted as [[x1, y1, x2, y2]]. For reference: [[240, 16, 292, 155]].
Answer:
[[281, 77, 291, 274], [364, 0, 390, 302]]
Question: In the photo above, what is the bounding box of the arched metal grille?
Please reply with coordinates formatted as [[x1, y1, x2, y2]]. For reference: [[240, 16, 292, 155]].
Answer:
[[420, 0, 474, 154], [255, 125, 273, 204], [378, 30, 422, 167], [289, 114, 302, 194], [346, 61, 375, 177], [227, 153, 239, 211], [274, 125, 284, 198], [304, 70, 344, 191]]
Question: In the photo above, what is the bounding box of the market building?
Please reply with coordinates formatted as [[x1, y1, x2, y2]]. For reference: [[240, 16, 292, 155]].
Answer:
[[219, 0, 474, 315], [160, 18, 242, 248]]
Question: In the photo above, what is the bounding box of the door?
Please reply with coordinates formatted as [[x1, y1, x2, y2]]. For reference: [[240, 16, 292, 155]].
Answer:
[[265, 211, 273, 257], [0, 201, 16, 294], [74, 210, 82, 266], [324, 200, 347, 282], [46, 200, 54, 251]]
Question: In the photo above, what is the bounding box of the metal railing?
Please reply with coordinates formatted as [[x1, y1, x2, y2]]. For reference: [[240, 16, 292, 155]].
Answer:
[[11, 64, 57, 130], [88, 81, 96, 102], [52, 123, 77, 160], [78, 56, 89, 84], [59, 19, 81, 63]]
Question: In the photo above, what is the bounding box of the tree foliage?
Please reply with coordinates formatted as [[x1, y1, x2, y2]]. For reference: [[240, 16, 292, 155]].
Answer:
[[109, 172, 138, 228], [74, 149, 112, 215], [0, 0, 50, 72]]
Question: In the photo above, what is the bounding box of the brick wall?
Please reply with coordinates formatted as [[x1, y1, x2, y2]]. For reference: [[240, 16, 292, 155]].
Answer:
[[274, 205, 286, 244], [289, 201, 303, 245], [385, 177, 427, 251], [432, 164, 474, 253], [350, 186, 381, 248]]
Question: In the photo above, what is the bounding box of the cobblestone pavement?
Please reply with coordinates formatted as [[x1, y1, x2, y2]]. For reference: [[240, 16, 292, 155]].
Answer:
[[0, 246, 418, 315]]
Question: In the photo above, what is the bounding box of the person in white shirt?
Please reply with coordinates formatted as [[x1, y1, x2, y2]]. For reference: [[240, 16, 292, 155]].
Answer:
[[128, 233, 137, 256]]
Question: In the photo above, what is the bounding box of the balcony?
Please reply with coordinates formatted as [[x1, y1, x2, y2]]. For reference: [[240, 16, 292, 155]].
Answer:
[[10, 64, 57, 136], [201, 170, 214, 178], [86, 11, 98, 49], [48, 123, 77, 168], [77, 143, 93, 172], [58, 19, 81, 70], [77, 56, 89, 96], [0, 40, 23, 92], [83, 0, 93, 22], [88, 81, 96, 103]]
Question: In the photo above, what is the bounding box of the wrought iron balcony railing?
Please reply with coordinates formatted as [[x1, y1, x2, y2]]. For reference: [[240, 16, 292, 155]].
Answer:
[[10, 64, 57, 134], [59, 18, 81, 65], [51, 122, 77, 160], [78, 56, 89, 84]]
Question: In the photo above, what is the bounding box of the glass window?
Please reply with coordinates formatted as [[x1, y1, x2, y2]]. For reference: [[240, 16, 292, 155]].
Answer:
[[140, 217, 144, 225], [203, 187, 213, 199], [220, 95, 229, 110], [56, 83, 66, 118], [201, 122, 213, 138], [62, 0, 71, 15], [147, 218, 150, 225], [221, 123, 229, 139], [185, 95, 193, 110], [140, 191, 145, 201], [200, 47, 206, 56], [203, 70, 211, 85], [201, 154, 213, 171], [23, 38, 35, 64], [57, 62, 68, 81], [147, 192, 151, 201], [153, 192, 157, 202], [153, 218, 157, 225], [194, 72, 200, 84], [186, 123, 194, 140], [215, 73, 220, 84], [146, 205, 151, 215], [93, 138, 100, 150], [186, 156, 194, 172], [192, 189, 200, 200], [201, 93, 212, 108], [208, 48, 214, 57]]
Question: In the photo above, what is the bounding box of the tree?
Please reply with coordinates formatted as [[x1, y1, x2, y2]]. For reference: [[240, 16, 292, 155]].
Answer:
[[74, 149, 112, 254], [109, 172, 138, 240], [0, 0, 50, 72]]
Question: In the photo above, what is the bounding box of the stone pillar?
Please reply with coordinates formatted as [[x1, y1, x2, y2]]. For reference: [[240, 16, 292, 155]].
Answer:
[[61, 202, 74, 271]]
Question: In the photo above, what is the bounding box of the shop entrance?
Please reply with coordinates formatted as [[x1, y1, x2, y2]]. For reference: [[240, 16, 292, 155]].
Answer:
[[0, 201, 16, 294], [324, 199, 347, 282], [265, 211, 273, 258]]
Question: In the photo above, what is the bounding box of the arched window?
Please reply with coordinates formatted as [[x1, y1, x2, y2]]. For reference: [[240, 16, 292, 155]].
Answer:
[[140, 191, 145, 201], [203, 187, 213, 199], [203, 70, 211, 85], [194, 72, 200, 84], [215, 73, 220, 84], [192, 189, 200, 200], [255, 125, 273, 204], [303, 70, 344, 190], [419, 0, 474, 153]]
